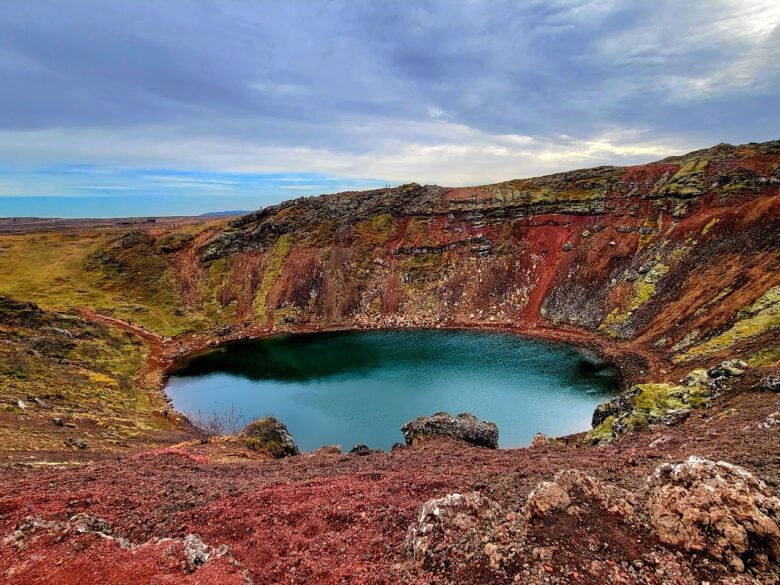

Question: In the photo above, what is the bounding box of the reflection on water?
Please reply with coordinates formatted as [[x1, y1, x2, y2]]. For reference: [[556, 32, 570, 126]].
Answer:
[[167, 330, 618, 451]]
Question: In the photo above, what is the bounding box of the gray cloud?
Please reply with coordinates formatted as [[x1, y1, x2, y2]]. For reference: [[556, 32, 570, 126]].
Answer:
[[0, 0, 778, 189]]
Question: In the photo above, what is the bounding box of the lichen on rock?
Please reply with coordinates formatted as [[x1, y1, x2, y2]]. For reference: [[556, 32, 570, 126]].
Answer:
[[405, 491, 523, 580], [585, 361, 748, 443], [524, 469, 636, 521], [645, 456, 780, 573]]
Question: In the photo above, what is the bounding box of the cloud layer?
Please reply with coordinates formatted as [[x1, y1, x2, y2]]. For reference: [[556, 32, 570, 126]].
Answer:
[[0, 0, 778, 214]]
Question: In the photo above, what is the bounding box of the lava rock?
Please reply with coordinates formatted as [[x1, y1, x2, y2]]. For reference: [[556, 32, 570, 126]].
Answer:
[[405, 492, 513, 571], [759, 375, 780, 393], [531, 432, 553, 447], [348, 444, 373, 456], [401, 412, 499, 448], [646, 456, 780, 573], [658, 408, 691, 426], [64, 437, 87, 450], [707, 359, 747, 379], [238, 417, 299, 458], [525, 469, 636, 520]]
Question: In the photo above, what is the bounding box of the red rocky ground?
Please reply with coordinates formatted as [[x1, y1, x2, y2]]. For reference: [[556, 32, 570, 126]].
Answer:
[[1, 370, 778, 584]]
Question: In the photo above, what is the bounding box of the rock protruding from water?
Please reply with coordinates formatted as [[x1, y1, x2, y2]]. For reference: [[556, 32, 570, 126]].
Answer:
[[646, 456, 780, 573], [401, 412, 499, 448], [239, 417, 299, 458]]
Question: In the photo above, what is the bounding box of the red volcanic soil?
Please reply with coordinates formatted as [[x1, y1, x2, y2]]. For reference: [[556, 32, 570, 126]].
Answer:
[[1, 372, 778, 584]]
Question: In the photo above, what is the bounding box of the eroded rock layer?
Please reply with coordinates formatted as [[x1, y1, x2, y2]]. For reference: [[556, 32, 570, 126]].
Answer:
[[127, 140, 780, 371]]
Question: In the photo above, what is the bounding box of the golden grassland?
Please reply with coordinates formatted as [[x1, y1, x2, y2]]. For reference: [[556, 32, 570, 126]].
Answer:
[[0, 221, 223, 337]]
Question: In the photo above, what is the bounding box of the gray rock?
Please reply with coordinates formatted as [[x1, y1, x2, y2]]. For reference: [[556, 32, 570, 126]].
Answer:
[[348, 443, 373, 456], [657, 408, 691, 426], [401, 412, 499, 448], [707, 359, 747, 379], [759, 375, 780, 393], [238, 417, 299, 458], [64, 437, 87, 450]]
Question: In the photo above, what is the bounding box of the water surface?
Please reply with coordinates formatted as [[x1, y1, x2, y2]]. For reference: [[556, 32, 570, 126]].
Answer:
[[166, 330, 617, 450]]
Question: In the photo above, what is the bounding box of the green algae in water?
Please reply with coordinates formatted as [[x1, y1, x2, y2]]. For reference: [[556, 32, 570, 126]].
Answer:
[[166, 330, 618, 451]]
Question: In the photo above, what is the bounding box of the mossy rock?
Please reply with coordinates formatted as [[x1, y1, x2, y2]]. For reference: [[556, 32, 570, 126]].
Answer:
[[239, 416, 299, 458], [585, 373, 713, 444]]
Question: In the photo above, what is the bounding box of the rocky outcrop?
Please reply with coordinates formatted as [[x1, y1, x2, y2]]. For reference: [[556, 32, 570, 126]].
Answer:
[[524, 469, 636, 521], [404, 492, 523, 581], [760, 375, 780, 392], [238, 416, 299, 458], [401, 412, 499, 448], [646, 456, 780, 573], [407, 457, 780, 580], [586, 360, 750, 443], [348, 443, 374, 456]]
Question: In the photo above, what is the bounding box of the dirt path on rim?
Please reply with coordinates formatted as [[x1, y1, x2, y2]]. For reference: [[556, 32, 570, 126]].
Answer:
[[78, 307, 172, 390]]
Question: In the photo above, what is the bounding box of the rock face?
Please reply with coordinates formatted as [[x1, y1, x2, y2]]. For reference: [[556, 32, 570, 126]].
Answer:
[[645, 456, 780, 572], [401, 412, 499, 448], [238, 417, 299, 458]]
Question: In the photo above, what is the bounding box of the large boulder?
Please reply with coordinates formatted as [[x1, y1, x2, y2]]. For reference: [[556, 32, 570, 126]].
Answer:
[[401, 412, 498, 448], [405, 492, 523, 580], [238, 417, 299, 458], [645, 456, 780, 572]]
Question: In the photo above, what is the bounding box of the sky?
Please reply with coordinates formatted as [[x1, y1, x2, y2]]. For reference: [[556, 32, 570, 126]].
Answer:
[[0, 0, 778, 217]]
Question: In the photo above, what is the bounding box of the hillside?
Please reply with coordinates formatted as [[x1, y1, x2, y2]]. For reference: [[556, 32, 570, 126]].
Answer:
[[0, 140, 779, 583]]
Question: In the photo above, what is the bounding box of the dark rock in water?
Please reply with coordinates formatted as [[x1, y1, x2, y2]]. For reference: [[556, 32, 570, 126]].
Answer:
[[239, 417, 299, 458], [401, 412, 499, 449], [64, 437, 87, 450], [759, 375, 780, 393], [348, 444, 373, 456]]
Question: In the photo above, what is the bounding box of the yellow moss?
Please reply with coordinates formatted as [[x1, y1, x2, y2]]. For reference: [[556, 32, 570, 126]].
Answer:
[[631, 383, 687, 412], [87, 371, 119, 386], [253, 234, 293, 319], [746, 345, 780, 366], [677, 286, 780, 362], [585, 415, 616, 443], [354, 214, 394, 248], [702, 218, 720, 235], [602, 264, 669, 332]]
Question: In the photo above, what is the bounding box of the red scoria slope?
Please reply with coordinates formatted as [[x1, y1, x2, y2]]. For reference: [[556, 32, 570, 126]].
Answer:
[[1, 376, 779, 584]]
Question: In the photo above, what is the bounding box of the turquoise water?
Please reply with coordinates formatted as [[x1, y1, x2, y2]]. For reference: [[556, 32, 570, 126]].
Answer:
[[166, 330, 617, 451]]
